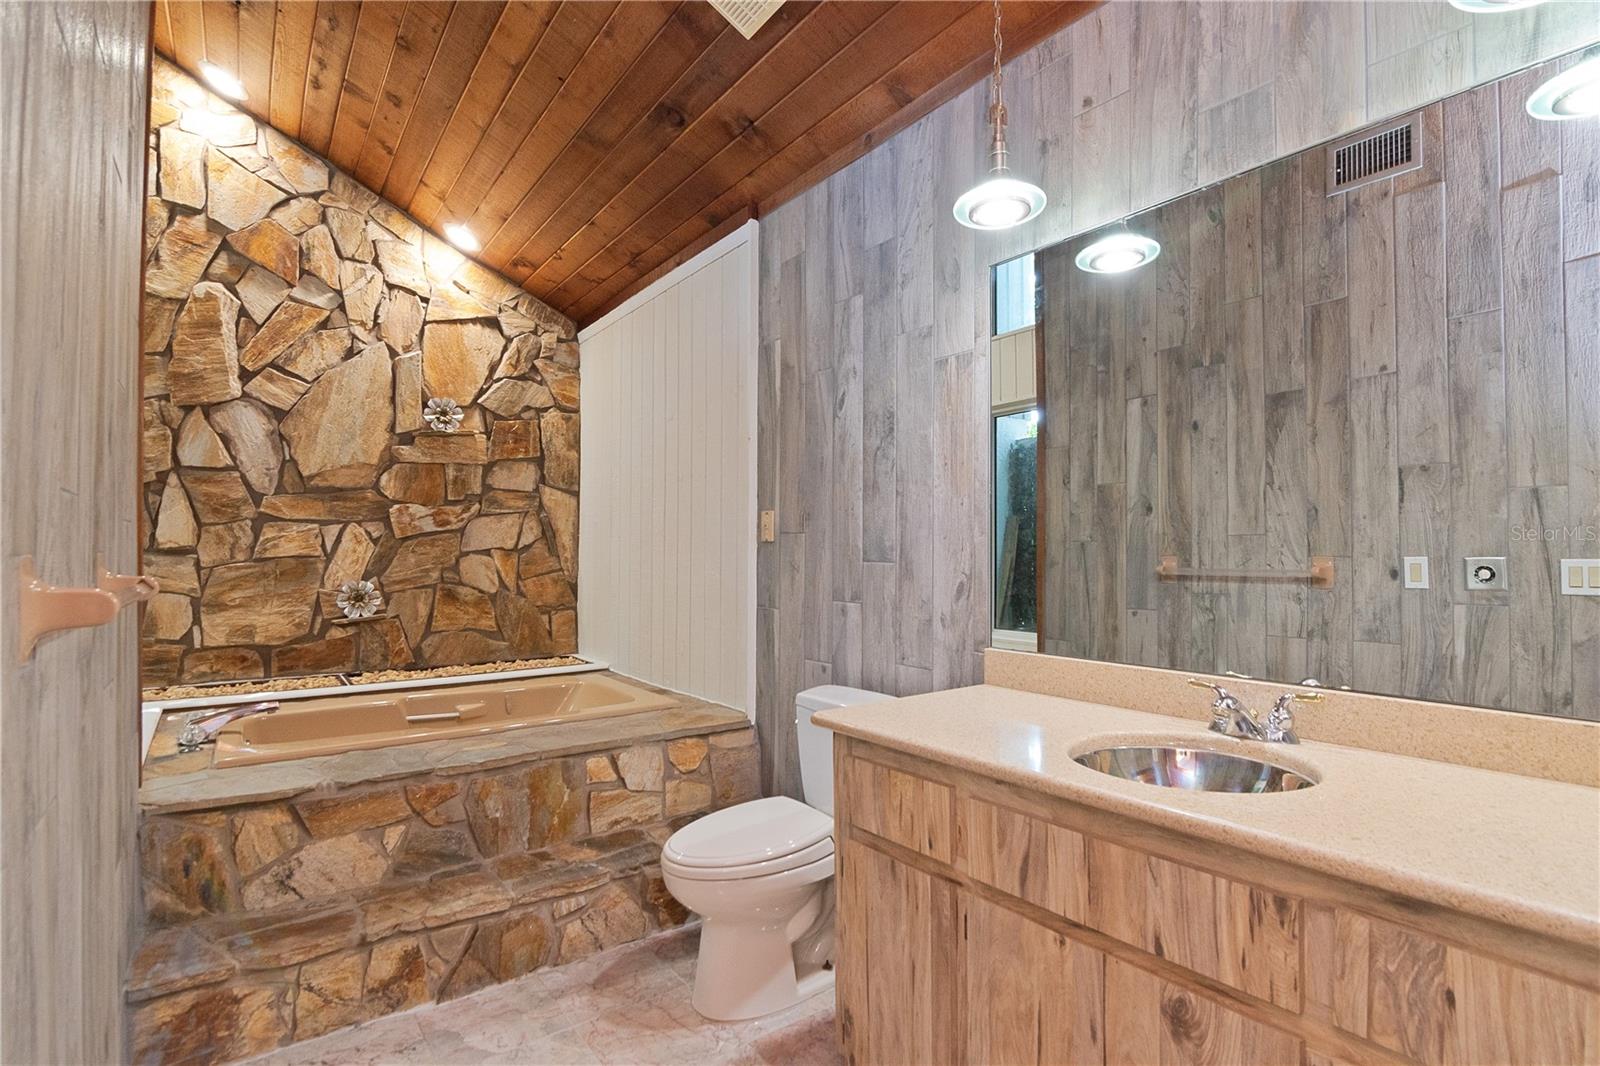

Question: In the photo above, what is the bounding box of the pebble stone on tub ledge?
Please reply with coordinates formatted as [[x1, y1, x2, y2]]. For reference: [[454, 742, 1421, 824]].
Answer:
[[129, 699, 762, 1066]]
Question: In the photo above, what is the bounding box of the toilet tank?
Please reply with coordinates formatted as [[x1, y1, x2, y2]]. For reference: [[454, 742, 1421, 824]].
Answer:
[[795, 685, 888, 815]]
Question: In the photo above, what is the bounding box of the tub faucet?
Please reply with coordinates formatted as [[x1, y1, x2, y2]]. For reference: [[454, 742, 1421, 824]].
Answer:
[[178, 701, 278, 752]]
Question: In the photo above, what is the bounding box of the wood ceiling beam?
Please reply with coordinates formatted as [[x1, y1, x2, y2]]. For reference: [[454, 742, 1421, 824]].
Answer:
[[567, 0, 1097, 325], [517, 0, 892, 296], [153, 0, 175, 60], [165, 0, 204, 74], [466, 0, 683, 247], [235, 0, 276, 114], [404, 0, 560, 222], [541, 0, 971, 310], [268, 0, 318, 141], [298, 0, 362, 157], [199, 0, 238, 78], [428, 1, 618, 229], [351, 0, 459, 190], [476, 0, 728, 265], [494, 2, 820, 285], [378, 0, 509, 204], [326, 1, 404, 173]]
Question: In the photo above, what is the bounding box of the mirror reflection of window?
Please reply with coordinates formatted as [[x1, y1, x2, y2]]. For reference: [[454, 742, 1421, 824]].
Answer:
[[994, 408, 1038, 641], [990, 252, 1041, 653]]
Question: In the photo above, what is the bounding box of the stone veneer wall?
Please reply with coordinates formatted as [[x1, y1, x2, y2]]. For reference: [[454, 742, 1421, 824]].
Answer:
[[140, 59, 579, 686], [132, 725, 760, 1064]]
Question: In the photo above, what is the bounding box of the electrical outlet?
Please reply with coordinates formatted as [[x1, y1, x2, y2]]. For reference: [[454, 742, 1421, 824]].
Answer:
[[758, 510, 776, 543], [1402, 556, 1430, 589], [1464, 556, 1508, 591], [1559, 559, 1600, 597]]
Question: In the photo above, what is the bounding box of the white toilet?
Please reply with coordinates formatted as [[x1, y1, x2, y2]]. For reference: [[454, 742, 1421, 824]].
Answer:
[[660, 685, 886, 1021]]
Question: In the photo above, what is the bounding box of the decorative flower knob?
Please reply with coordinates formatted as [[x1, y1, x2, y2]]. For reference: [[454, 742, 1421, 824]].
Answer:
[[336, 579, 383, 620], [423, 397, 464, 432]]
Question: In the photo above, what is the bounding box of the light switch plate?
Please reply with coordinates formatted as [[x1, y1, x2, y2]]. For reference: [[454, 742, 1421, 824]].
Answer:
[[1464, 556, 1508, 591], [1559, 559, 1600, 596], [1403, 556, 1430, 589]]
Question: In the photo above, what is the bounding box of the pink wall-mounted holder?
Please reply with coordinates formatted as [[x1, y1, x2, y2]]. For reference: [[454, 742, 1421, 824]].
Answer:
[[17, 554, 159, 661]]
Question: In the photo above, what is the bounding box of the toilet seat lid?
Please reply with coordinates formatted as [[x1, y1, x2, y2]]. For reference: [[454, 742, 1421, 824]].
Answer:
[[662, 796, 832, 869]]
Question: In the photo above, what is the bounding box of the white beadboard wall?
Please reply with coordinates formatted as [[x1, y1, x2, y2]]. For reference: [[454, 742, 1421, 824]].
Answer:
[[578, 223, 758, 716]]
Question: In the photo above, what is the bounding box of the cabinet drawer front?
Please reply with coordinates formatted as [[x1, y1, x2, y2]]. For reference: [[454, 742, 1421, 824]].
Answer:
[[1305, 905, 1600, 1065], [958, 797, 1301, 1011], [846, 758, 954, 863], [958, 796, 1089, 922]]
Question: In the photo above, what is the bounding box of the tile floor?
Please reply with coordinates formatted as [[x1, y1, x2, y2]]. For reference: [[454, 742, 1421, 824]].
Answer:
[[245, 927, 843, 1066]]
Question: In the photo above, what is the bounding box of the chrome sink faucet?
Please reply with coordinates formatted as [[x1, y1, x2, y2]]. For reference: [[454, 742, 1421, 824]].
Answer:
[[177, 701, 278, 752], [1187, 680, 1318, 744]]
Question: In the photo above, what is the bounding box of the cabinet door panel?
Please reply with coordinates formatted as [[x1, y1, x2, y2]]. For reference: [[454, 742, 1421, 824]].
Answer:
[[1307, 906, 1600, 1066], [839, 840, 961, 1065], [963, 890, 1105, 1066], [1106, 957, 1302, 1066]]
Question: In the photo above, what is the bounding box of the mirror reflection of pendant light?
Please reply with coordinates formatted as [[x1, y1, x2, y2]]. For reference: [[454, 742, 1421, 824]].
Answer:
[[1525, 51, 1600, 121], [1447, 0, 1546, 11], [1075, 225, 1161, 275], [952, 0, 1046, 230]]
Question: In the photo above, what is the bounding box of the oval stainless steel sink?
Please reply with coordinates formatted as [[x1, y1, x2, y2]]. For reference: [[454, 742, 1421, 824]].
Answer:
[[1074, 745, 1316, 793]]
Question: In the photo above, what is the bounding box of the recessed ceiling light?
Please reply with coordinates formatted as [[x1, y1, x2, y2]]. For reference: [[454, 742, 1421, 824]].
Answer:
[[199, 62, 246, 101], [1074, 232, 1161, 274], [1526, 55, 1600, 121], [443, 223, 480, 252], [1448, 0, 1546, 11]]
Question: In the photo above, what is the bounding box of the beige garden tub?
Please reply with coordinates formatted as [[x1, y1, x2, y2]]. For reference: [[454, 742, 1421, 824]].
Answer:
[[210, 673, 676, 767]]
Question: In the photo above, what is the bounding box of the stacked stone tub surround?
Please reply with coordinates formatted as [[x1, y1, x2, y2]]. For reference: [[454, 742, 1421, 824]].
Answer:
[[131, 680, 761, 1065], [142, 59, 580, 686]]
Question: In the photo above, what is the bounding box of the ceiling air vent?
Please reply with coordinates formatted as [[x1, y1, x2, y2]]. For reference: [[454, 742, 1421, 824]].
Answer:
[[1326, 113, 1424, 194], [707, 0, 784, 39]]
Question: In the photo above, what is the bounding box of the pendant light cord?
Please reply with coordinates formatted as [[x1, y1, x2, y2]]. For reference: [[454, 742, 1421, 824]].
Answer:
[[988, 0, 1009, 176]]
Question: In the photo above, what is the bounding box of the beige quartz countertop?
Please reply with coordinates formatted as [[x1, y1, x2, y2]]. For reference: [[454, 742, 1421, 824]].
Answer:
[[816, 684, 1600, 947]]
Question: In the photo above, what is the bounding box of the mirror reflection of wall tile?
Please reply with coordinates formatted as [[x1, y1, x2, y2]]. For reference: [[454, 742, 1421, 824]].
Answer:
[[1038, 57, 1599, 720]]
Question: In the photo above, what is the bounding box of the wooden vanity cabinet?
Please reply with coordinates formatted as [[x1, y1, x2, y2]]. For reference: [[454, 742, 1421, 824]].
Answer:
[[833, 737, 1600, 1066]]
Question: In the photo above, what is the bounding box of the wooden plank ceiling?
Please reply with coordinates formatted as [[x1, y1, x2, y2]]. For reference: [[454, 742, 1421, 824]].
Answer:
[[152, 0, 1095, 326]]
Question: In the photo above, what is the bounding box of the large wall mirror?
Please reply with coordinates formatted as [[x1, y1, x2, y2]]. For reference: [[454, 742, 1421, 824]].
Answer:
[[1001, 50, 1598, 721]]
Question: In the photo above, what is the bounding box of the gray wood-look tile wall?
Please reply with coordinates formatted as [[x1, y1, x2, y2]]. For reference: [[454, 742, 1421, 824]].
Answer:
[[758, 3, 1600, 794], [1039, 59, 1599, 721], [1, 2, 149, 1059]]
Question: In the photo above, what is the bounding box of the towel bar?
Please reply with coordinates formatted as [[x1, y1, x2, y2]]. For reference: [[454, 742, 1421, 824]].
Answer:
[[1156, 554, 1336, 589]]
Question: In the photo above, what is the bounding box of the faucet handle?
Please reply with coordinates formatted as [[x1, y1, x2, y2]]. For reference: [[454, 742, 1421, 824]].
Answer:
[[1187, 678, 1242, 707], [1265, 692, 1316, 743], [1188, 678, 1247, 734]]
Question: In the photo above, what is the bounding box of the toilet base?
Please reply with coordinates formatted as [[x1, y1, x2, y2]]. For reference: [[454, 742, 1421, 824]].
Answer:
[[690, 917, 835, 1021]]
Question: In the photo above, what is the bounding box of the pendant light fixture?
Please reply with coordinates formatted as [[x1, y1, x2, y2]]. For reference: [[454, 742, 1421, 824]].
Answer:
[[953, 0, 1047, 231]]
